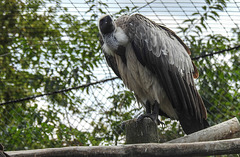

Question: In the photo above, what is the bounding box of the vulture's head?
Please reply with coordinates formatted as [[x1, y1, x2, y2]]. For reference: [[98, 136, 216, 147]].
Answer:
[[98, 15, 115, 35]]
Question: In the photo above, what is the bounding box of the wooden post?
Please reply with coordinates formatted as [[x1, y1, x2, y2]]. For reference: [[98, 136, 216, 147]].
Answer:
[[167, 117, 240, 143], [125, 118, 158, 144]]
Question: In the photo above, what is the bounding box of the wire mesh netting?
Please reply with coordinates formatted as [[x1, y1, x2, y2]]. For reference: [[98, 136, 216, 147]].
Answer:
[[0, 0, 240, 151]]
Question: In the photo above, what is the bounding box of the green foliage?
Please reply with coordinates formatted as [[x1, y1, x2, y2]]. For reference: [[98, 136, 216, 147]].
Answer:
[[179, 0, 228, 36], [89, 89, 137, 145], [0, 0, 101, 150], [158, 120, 184, 143]]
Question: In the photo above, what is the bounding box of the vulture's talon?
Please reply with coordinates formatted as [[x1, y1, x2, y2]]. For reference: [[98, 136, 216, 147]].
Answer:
[[137, 113, 162, 125]]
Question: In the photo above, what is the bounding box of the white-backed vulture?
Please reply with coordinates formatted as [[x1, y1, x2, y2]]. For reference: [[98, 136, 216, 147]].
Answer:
[[98, 14, 209, 134]]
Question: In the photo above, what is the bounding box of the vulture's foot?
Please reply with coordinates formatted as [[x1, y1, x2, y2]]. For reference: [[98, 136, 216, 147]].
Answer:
[[138, 100, 165, 125], [137, 113, 162, 125]]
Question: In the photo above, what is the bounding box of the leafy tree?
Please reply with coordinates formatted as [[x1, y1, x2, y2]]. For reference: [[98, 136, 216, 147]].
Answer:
[[0, 0, 101, 150]]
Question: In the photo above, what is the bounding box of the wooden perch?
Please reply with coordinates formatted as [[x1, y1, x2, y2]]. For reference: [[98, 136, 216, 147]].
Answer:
[[7, 118, 240, 156], [7, 138, 240, 157], [125, 118, 158, 144], [168, 117, 240, 143]]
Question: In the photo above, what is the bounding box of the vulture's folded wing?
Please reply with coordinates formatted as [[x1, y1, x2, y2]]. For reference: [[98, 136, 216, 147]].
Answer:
[[126, 14, 208, 134]]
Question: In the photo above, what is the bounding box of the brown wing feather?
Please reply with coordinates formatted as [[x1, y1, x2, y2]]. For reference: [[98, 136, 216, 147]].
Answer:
[[158, 24, 199, 78]]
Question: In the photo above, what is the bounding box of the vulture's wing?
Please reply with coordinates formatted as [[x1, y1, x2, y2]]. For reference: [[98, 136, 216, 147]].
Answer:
[[125, 14, 208, 134], [99, 34, 121, 79]]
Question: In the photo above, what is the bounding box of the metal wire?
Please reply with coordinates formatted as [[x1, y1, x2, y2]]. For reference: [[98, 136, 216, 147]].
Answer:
[[1, 44, 239, 106], [0, 77, 119, 106]]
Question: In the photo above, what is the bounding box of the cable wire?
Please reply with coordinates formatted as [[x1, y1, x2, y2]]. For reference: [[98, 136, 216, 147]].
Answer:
[[0, 45, 239, 106], [0, 77, 118, 106], [191, 45, 240, 60]]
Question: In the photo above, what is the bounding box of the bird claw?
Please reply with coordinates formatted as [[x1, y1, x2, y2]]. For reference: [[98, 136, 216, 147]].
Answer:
[[137, 113, 164, 125]]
